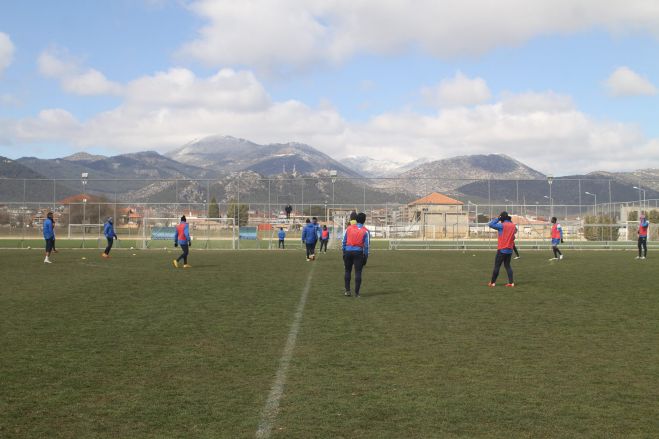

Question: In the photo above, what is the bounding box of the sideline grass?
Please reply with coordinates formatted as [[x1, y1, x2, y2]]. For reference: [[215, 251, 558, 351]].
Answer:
[[1, 249, 658, 438]]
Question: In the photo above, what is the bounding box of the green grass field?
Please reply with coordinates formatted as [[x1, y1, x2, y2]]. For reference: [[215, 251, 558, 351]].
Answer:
[[1, 249, 658, 438]]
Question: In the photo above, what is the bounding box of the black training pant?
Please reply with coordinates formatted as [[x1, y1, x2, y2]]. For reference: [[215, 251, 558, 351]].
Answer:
[[319, 239, 328, 252], [177, 244, 189, 264], [491, 250, 513, 284], [278, 239, 285, 249], [45, 238, 55, 253], [305, 242, 316, 258], [638, 236, 647, 257], [513, 244, 519, 257], [344, 250, 365, 295], [104, 237, 114, 255]]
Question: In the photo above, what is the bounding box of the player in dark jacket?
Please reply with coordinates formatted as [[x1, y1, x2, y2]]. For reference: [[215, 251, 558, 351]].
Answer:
[[43, 212, 55, 264], [102, 217, 118, 258], [301, 218, 318, 261], [278, 227, 286, 249]]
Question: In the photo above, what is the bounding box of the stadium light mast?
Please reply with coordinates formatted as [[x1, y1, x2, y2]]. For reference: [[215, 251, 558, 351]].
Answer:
[[543, 195, 553, 219], [633, 186, 646, 214], [81, 172, 89, 232], [81, 172, 88, 195], [584, 192, 596, 216], [330, 170, 338, 210], [547, 176, 554, 218], [329, 170, 338, 235]]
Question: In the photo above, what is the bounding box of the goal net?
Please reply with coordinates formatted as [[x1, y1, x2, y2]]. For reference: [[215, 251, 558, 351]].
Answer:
[[139, 217, 237, 250]]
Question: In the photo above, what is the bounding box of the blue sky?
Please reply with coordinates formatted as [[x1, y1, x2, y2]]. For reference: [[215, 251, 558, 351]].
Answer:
[[1, 0, 659, 175]]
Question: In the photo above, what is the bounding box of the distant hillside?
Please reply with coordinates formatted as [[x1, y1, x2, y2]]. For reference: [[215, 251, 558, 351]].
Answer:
[[588, 169, 659, 192], [0, 157, 78, 202], [167, 135, 362, 178], [122, 170, 413, 205], [16, 151, 216, 197], [377, 154, 545, 195], [1, 157, 47, 179]]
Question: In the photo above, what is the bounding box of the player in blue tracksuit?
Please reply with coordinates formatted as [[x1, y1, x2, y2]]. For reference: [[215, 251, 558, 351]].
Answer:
[[278, 227, 286, 249], [342, 212, 370, 297], [43, 212, 55, 263], [172, 216, 192, 268], [102, 217, 118, 258], [301, 218, 318, 260]]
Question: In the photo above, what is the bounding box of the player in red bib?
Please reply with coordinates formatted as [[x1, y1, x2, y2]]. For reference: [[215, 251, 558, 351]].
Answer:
[[549, 217, 563, 261], [487, 211, 516, 287], [319, 225, 330, 253], [172, 215, 192, 268], [342, 212, 370, 297], [637, 213, 649, 259]]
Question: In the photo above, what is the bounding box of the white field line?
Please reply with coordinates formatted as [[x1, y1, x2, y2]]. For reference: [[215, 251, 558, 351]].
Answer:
[[255, 264, 315, 439]]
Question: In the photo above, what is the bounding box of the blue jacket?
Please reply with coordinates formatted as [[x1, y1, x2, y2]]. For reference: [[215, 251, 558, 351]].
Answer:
[[43, 218, 54, 239], [301, 223, 318, 244], [104, 221, 117, 239], [174, 222, 191, 245], [278, 230, 286, 240], [342, 223, 370, 256]]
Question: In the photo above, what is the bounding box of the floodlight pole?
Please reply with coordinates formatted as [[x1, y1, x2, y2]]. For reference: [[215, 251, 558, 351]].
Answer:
[[633, 186, 645, 216], [585, 192, 596, 216], [81, 173, 89, 242], [547, 176, 553, 218], [330, 170, 337, 225]]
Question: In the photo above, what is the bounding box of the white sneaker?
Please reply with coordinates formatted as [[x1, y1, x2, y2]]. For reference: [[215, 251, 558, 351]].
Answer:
[[514, 256, 520, 260], [44, 258, 52, 264], [548, 257, 558, 261], [636, 256, 641, 259], [559, 255, 564, 260], [641, 256, 646, 260]]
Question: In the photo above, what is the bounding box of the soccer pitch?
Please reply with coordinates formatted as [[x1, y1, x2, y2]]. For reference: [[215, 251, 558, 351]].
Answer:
[[1, 249, 658, 438]]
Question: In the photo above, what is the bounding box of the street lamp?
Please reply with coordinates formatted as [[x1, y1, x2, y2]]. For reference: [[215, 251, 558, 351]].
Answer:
[[81, 172, 88, 195], [81, 173, 89, 240], [584, 192, 596, 216], [547, 176, 554, 218], [330, 170, 337, 220], [543, 195, 553, 218], [633, 186, 646, 215]]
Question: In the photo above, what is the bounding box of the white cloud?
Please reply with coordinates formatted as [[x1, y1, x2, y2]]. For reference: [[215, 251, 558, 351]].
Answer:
[[14, 109, 82, 142], [357, 88, 652, 172], [604, 66, 657, 97], [38, 48, 123, 96], [422, 72, 491, 107], [0, 32, 15, 76], [179, 0, 659, 71], [124, 68, 270, 111], [0, 94, 20, 107], [5, 67, 656, 175]]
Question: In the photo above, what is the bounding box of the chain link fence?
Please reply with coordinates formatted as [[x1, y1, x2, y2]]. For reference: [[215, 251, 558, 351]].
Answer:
[[1, 176, 658, 250]]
